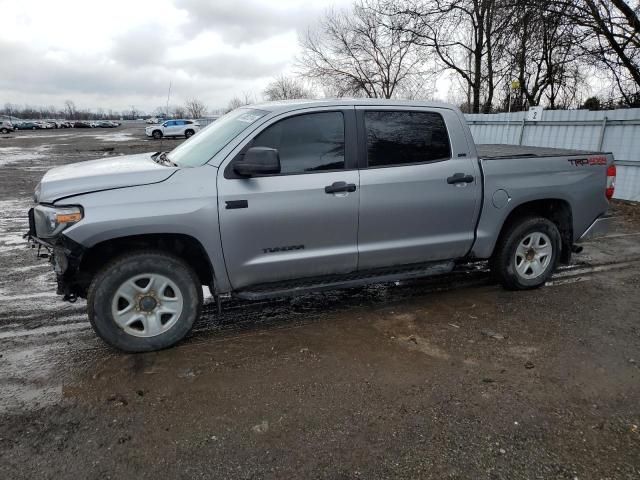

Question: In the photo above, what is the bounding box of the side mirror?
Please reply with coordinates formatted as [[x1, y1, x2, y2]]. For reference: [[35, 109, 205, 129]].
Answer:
[[234, 147, 281, 177]]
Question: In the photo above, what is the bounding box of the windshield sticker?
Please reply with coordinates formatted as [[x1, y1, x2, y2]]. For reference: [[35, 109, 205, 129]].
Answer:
[[237, 113, 262, 123]]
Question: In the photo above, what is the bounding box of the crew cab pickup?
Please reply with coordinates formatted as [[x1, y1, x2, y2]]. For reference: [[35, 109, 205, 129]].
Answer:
[[27, 100, 615, 352]]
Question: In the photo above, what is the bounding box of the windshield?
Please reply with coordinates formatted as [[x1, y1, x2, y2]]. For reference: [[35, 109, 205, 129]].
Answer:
[[168, 108, 268, 167]]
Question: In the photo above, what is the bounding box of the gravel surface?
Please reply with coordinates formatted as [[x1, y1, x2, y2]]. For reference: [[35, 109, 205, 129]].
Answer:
[[0, 124, 639, 479]]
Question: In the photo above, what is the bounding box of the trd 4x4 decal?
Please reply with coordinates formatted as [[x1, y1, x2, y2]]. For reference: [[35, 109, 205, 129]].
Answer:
[[568, 156, 607, 167]]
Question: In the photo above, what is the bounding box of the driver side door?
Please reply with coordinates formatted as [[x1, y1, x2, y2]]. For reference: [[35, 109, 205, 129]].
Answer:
[[217, 109, 359, 289]]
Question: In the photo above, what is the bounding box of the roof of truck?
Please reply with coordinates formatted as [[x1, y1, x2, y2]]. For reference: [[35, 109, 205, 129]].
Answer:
[[249, 98, 457, 113]]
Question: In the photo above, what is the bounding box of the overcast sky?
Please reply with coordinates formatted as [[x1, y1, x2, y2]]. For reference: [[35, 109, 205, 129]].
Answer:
[[0, 0, 354, 114]]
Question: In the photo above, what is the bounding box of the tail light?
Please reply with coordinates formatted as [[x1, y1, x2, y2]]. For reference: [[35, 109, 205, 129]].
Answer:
[[606, 164, 616, 200]]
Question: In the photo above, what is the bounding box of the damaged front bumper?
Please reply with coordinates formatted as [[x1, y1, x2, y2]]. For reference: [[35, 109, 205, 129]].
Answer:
[[26, 208, 87, 302]]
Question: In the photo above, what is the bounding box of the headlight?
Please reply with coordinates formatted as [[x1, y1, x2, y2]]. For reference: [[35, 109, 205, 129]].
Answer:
[[33, 205, 83, 239]]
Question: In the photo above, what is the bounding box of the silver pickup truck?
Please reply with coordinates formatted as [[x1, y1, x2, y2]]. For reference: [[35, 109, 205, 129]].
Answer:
[[27, 100, 615, 352]]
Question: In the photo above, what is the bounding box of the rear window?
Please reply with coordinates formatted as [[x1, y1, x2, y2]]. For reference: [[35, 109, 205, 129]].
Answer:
[[365, 111, 451, 167]]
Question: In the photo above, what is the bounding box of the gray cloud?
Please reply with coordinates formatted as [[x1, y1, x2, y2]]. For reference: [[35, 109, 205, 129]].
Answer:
[[0, 0, 339, 111], [0, 37, 286, 111], [0, 39, 172, 97], [176, 52, 287, 78], [176, 0, 314, 45], [111, 24, 172, 67]]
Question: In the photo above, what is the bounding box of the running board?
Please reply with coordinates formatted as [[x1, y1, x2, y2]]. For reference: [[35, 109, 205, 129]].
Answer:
[[234, 261, 455, 301]]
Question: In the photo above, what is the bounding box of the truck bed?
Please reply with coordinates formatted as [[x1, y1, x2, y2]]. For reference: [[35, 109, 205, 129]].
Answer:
[[477, 144, 600, 160]]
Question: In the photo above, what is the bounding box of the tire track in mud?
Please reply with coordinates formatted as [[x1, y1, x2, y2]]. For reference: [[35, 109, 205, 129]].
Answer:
[[2, 254, 639, 344]]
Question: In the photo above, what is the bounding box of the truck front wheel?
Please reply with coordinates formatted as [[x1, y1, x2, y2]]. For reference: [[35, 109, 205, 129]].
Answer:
[[87, 251, 202, 352], [490, 216, 561, 290]]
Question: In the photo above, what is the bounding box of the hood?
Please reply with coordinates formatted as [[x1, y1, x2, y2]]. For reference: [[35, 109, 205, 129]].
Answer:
[[37, 152, 177, 203]]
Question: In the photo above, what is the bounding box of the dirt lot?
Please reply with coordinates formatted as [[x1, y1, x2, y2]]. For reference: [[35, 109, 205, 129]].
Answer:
[[1, 124, 639, 479]]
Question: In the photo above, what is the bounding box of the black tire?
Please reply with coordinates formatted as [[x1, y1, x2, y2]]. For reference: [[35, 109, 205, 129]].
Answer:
[[87, 251, 202, 352], [184, 129, 195, 138], [152, 130, 163, 139], [490, 216, 561, 290], [0, 128, 8, 134], [32, 126, 36, 130]]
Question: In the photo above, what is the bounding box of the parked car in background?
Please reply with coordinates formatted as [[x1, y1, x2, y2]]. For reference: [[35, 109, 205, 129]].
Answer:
[[97, 121, 118, 128], [1, 120, 14, 134], [145, 119, 200, 139], [27, 99, 615, 352], [15, 122, 41, 130], [73, 121, 92, 128]]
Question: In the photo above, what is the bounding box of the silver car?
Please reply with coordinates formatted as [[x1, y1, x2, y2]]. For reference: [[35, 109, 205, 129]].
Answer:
[[1, 120, 14, 134], [27, 99, 614, 352]]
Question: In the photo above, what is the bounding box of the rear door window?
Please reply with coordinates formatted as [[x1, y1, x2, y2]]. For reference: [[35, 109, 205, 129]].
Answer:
[[364, 111, 451, 167]]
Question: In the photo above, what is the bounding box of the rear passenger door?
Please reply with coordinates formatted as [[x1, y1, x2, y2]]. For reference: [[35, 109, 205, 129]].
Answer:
[[356, 107, 481, 270]]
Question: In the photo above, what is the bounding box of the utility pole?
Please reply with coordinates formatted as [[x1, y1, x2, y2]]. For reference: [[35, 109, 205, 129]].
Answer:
[[165, 81, 172, 119]]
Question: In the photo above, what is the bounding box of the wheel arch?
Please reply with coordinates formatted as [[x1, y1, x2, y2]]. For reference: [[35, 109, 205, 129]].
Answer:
[[78, 233, 215, 294], [472, 198, 574, 264], [490, 198, 573, 264]]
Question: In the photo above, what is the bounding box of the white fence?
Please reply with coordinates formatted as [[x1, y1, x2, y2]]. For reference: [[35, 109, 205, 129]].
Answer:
[[465, 109, 640, 201]]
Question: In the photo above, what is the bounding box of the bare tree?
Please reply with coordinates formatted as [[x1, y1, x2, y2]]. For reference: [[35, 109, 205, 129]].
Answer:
[[504, 0, 587, 110], [298, 0, 432, 99], [393, 0, 512, 113], [172, 105, 187, 118], [185, 98, 207, 118], [128, 105, 139, 120], [562, 0, 640, 106], [224, 92, 256, 113], [64, 100, 77, 119], [263, 75, 312, 101]]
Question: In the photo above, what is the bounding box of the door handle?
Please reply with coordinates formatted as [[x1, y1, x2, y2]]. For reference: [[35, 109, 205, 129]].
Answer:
[[226, 200, 248, 209], [447, 173, 474, 185], [325, 181, 357, 194]]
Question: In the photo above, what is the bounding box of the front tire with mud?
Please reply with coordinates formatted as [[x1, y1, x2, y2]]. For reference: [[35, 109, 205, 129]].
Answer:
[[490, 216, 561, 290], [87, 251, 202, 352]]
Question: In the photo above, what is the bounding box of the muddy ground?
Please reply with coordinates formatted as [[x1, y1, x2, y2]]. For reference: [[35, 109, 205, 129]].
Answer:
[[0, 124, 639, 479]]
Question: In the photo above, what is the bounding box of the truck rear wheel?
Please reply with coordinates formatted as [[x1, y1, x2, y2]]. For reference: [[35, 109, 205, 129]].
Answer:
[[87, 251, 202, 352], [490, 216, 561, 290]]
